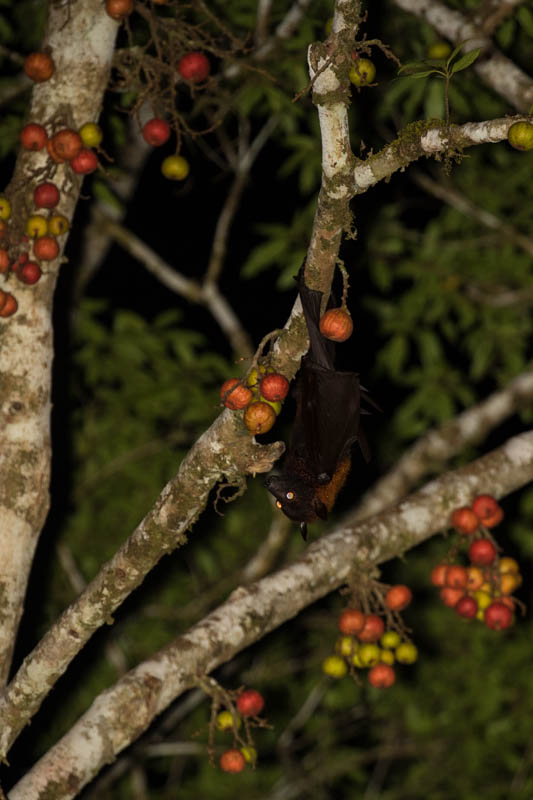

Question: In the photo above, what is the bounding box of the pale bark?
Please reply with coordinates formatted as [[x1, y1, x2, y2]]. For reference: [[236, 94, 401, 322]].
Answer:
[[0, 0, 117, 685]]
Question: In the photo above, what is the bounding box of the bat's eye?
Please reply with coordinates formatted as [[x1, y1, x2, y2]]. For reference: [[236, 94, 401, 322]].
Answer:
[[286, 491, 295, 500], [276, 501, 282, 509]]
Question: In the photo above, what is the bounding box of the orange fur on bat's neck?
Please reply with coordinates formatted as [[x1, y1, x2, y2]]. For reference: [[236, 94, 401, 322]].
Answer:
[[315, 457, 351, 512]]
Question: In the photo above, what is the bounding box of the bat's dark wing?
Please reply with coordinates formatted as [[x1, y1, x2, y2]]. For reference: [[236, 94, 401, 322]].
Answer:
[[288, 361, 366, 483], [297, 271, 335, 371], [288, 270, 370, 481]]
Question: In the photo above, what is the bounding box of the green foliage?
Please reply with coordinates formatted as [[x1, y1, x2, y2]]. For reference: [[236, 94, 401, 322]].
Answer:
[[366, 145, 533, 442], [66, 302, 230, 574]]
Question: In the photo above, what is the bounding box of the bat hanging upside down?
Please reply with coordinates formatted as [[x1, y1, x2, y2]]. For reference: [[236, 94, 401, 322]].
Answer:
[[264, 268, 376, 540]]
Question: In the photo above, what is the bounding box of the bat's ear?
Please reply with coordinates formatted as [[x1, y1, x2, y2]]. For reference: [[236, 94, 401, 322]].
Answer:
[[313, 498, 328, 521]]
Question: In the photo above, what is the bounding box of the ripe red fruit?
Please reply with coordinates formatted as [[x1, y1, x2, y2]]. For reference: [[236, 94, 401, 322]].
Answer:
[[357, 614, 384, 642], [471, 494, 503, 528], [385, 584, 412, 611], [0, 292, 18, 317], [236, 689, 264, 717], [0, 249, 9, 274], [451, 507, 479, 535], [17, 261, 41, 285], [430, 563, 448, 586], [47, 137, 65, 163], [105, 0, 134, 19], [484, 601, 513, 630], [469, 538, 497, 566], [259, 373, 289, 402], [20, 123, 48, 151], [34, 182, 60, 209], [23, 52, 55, 82], [368, 663, 395, 688], [243, 401, 276, 434], [338, 608, 365, 635], [178, 51, 211, 82], [439, 587, 463, 607], [319, 308, 353, 342], [219, 749, 246, 774], [142, 118, 171, 147], [220, 378, 252, 410], [51, 129, 83, 161], [455, 594, 478, 619], [445, 565, 468, 590], [33, 236, 59, 261], [70, 148, 99, 174]]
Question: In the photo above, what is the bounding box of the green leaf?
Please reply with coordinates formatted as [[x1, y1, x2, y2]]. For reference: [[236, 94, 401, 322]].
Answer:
[[398, 61, 444, 79], [92, 180, 123, 212], [450, 48, 481, 74], [496, 17, 516, 48], [517, 5, 533, 36], [445, 41, 467, 66]]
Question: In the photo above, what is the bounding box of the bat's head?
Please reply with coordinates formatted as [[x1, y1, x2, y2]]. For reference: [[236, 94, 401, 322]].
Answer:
[[264, 473, 328, 524]]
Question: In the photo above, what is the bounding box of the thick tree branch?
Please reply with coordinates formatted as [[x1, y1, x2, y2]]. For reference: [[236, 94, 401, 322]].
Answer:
[[352, 116, 530, 194], [0, 410, 284, 760], [304, 0, 363, 293], [9, 431, 533, 799], [0, 1, 117, 684]]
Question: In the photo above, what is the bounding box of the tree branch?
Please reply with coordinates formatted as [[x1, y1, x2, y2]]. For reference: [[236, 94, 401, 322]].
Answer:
[[0, 409, 284, 759], [9, 430, 533, 799], [0, 0, 118, 685], [352, 116, 530, 194]]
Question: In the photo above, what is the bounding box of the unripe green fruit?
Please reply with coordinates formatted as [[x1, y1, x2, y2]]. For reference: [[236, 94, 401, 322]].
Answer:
[[336, 636, 357, 657], [351, 652, 365, 668], [358, 643, 381, 667], [380, 630, 401, 649], [508, 121, 533, 151], [161, 155, 190, 180], [322, 654, 348, 678], [79, 122, 103, 148], [349, 58, 376, 87], [427, 42, 452, 59], [216, 710, 241, 731], [0, 197, 12, 221], [395, 642, 418, 664], [241, 746, 257, 764]]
